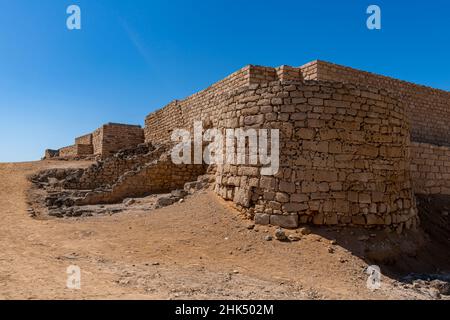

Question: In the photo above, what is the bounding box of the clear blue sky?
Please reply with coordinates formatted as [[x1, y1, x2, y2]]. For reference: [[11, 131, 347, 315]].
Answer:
[[0, 0, 449, 162]]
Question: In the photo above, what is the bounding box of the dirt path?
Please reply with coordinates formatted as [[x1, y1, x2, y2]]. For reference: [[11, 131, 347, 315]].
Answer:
[[0, 161, 444, 299]]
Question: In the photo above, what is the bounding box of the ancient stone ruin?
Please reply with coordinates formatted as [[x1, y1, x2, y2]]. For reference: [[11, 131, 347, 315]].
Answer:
[[45, 122, 144, 159], [34, 60, 450, 234]]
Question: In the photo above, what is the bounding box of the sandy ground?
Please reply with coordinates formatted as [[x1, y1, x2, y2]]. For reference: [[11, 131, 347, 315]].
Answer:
[[0, 160, 448, 300]]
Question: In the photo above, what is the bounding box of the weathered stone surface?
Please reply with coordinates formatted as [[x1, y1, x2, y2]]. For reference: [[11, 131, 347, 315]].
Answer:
[[254, 213, 270, 225], [274, 228, 287, 241], [270, 214, 299, 229]]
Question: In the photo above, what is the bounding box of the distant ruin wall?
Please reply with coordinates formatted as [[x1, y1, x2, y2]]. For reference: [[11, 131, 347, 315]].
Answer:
[[307, 60, 450, 146], [100, 123, 144, 156], [50, 123, 144, 159], [75, 133, 93, 146], [410, 142, 450, 195], [59, 144, 93, 158]]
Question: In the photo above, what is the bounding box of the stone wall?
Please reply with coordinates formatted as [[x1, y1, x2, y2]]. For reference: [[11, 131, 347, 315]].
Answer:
[[410, 142, 450, 195], [59, 145, 77, 158], [59, 144, 93, 158], [144, 64, 320, 144], [99, 123, 144, 157], [143, 69, 418, 230], [41, 60, 450, 231], [45, 123, 144, 159], [305, 60, 450, 146], [44, 149, 59, 159], [214, 82, 416, 230], [75, 133, 93, 145]]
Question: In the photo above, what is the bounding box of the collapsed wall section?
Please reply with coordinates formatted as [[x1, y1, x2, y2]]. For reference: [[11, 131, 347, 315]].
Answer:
[[76, 157, 205, 205]]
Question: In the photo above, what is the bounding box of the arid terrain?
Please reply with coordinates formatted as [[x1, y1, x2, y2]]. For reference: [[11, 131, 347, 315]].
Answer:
[[0, 160, 449, 300]]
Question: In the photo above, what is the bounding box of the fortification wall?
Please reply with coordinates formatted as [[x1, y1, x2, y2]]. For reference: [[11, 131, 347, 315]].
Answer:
[[75, 133, 93, 145], [59, 144, 93, 158], [45, 61, 450, 231], [410, 142, 450, 195], [59, 145, 77, 158], [100, 123, 144, 156], [143, 70, 418, 230], [306, 60, 450, 146], [216, 82, 416, 230], [144, 65, 318, 144]]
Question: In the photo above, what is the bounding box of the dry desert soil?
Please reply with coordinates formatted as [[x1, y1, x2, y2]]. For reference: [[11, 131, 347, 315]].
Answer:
[[0, 160, 449, 300]]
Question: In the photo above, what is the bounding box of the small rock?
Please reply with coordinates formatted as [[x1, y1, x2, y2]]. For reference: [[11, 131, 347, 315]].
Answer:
[[299, 227, 311, 235], [232, 270, 239, 274], [264, 235, 273, 241], [156, 196, 176, 208], [171, 189, 188, 198], [123, 198, 135, 206], [358, 235, 370, 241], [442, 211, 449, 217], [288, 234, 301, 241], [275, 228, 287, 241], [370, 233, 377, 238], [152, 262, 160, 266], [328, 247, 335, 254], [330, 239, 337, 245], [246, 223, 255, 230], [178, 199, 184, 203]]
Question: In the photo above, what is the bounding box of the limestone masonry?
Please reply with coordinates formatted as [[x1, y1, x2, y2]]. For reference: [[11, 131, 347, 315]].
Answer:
[[39, 60, 450, 232]]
